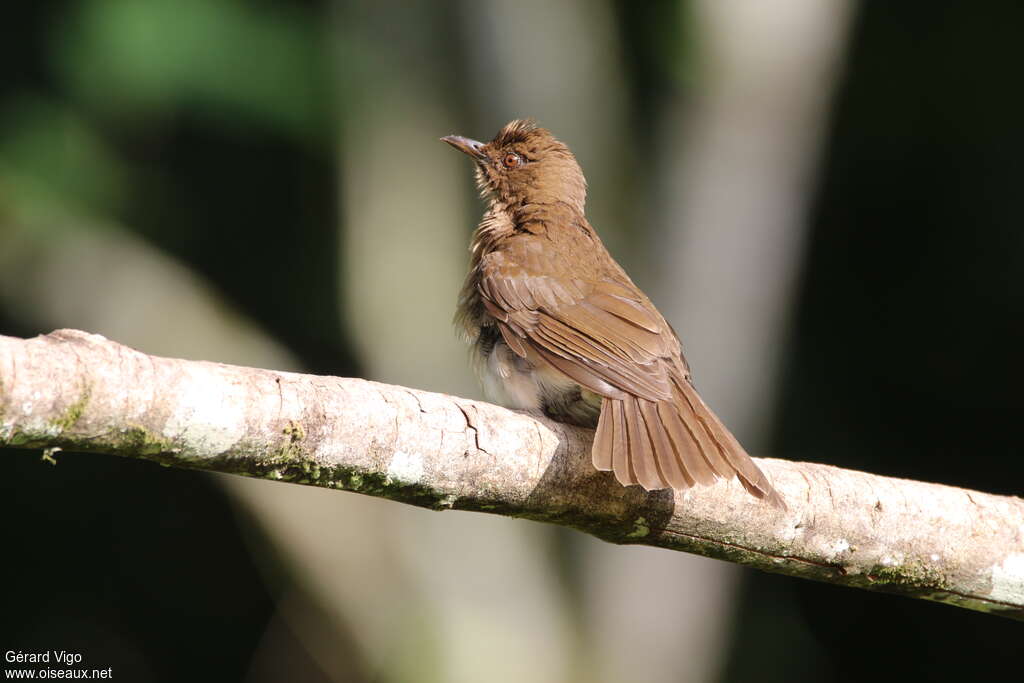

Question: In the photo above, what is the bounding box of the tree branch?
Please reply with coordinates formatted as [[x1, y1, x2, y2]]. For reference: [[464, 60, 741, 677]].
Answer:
[[2, 329, 1022, 619]]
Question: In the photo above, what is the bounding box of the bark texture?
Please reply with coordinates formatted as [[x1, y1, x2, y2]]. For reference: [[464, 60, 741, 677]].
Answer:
[[2, 329, 1022, 619]]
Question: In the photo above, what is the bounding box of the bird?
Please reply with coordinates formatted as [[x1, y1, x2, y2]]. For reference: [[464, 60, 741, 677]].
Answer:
[[442, 119, 784, 508]]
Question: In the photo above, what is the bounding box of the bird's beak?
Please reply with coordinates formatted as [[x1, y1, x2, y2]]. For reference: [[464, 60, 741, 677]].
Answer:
[[441, 135, 487, 161]]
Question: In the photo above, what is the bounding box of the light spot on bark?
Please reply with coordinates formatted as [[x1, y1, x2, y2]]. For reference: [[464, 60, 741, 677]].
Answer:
[[989, 553, 1024, 604], [388, 450, 424, 483], [823, 538, 850, 558], [162, 367, 245, 456]]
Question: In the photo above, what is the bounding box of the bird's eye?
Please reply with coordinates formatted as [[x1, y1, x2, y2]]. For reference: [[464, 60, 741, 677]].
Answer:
[[502, 153, 522, 169]]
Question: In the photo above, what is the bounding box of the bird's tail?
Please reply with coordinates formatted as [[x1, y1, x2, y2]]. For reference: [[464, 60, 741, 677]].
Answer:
[[592, 377, 785, 509]]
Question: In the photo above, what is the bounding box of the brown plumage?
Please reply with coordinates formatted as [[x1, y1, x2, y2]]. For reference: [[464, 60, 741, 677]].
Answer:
[[443, 119, 785, 508]]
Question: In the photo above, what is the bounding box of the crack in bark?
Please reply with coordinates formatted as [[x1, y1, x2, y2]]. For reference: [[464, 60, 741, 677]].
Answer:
[[456, 402, 490, 456], [402, 388, 427, 414], [656, 526, 848, 575]]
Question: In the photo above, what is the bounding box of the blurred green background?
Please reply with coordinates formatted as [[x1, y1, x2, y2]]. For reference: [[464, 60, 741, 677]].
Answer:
[[2, 1, 1022, 681]]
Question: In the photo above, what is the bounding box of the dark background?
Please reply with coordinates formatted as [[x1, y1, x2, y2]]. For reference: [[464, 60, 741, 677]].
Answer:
[[1, 1, 1021, 681]]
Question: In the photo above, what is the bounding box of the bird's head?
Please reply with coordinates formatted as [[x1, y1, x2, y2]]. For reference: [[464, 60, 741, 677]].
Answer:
[[442, 120, 586, 213]]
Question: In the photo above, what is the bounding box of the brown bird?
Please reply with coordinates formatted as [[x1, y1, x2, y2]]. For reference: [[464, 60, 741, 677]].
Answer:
[[443, 120, 784, 508]]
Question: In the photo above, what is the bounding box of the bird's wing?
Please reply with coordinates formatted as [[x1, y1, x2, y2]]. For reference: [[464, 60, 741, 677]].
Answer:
[[478, 245, 678, 402]]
